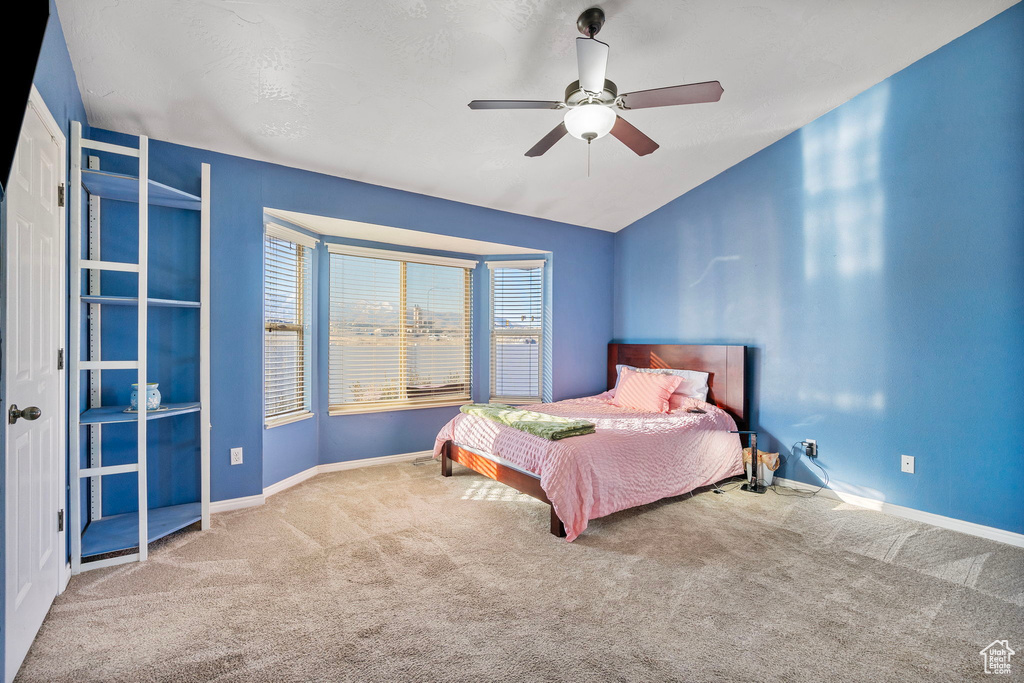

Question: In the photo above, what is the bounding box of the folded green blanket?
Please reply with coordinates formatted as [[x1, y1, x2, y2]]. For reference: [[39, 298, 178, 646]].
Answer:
[[460, 403, 596, 440]]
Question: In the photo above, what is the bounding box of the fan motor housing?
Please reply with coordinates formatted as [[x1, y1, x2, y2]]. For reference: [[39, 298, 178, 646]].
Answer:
[[576, 7, 606, 37], [564, 79, 618, 107]]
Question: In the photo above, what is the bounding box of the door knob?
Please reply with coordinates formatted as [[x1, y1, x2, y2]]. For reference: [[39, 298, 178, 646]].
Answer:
[[8, 404, 41, 424]]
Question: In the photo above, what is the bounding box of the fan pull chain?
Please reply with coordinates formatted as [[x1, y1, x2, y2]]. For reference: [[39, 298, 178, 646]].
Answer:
[[587, 138, 591, 178]]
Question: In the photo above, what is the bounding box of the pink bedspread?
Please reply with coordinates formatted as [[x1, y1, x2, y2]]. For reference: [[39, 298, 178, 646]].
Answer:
[[433, 393, 743, 541]]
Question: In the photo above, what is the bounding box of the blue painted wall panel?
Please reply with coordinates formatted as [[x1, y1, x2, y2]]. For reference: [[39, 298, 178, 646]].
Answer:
[[31, 0, 88, 155], [263, 417, 319, 488], [612, 4, 1024, 534]]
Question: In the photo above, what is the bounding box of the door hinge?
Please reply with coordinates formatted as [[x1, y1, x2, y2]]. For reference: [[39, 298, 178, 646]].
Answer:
[[57, 183, 65, 207], [57, 348, 64, 370], [57, 509, 64, 532]]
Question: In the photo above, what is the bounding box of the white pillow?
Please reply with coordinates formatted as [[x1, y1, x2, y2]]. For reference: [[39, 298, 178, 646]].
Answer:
[[614, 364, 710, 402]]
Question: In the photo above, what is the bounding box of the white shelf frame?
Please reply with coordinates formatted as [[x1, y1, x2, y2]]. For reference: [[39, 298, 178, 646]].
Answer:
[[88, 154, 102, 522], [68, 122, 211, 573]]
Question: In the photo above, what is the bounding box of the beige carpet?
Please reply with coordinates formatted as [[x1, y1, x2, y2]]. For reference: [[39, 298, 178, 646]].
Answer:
[[17, 461, 1024, 682]]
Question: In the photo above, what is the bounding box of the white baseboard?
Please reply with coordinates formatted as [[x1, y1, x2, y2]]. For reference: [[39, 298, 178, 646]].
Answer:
[[262, 465, 320, 498], [774, 477, 1024, 549], [209, 493, 266, 514], [210, 451, 432, 514], [317, 450, 431, 474]]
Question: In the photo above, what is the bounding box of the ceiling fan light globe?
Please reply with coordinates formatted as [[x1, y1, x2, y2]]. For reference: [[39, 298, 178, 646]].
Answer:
[[564, 104, 616, 141]]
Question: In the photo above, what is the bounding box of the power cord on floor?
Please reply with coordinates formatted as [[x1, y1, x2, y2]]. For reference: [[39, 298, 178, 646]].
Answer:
[[710, 477, 746, 495], [768, 442, 829, 497]]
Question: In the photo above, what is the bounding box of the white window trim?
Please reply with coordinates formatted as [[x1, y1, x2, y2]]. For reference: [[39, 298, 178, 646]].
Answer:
[[486, 259, 547, 269], [265, 410, 315, 429], [266, 222, 321, 249], [326, 242, 478, 269], [489, 261, 545, 404], [328, 399, 467, 417]]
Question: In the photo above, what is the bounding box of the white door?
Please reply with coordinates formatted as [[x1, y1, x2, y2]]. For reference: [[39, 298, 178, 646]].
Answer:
[[4, 91, 64, 683]]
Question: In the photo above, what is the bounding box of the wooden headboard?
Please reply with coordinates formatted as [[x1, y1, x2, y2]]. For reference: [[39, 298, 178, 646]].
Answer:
[[608, 344, 747, 427]]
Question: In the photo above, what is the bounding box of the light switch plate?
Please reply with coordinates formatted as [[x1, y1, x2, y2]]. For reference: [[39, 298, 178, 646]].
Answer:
[[901, 454, 914, 474]]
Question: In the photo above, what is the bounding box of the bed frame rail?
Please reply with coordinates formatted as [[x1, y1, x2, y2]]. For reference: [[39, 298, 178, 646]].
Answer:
[[441, 440, 565, 537]]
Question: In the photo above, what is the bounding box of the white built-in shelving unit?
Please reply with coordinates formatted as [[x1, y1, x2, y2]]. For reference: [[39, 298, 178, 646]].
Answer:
[[68, 122, 210, 573]]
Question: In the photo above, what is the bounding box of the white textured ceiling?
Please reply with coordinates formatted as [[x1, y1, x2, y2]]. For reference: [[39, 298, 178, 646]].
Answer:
[[57, 0, 1016, 232]]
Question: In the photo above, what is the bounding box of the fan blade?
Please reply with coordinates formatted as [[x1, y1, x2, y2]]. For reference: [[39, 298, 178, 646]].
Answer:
[[525, 122, 568, 157], [576, 37, 609, 93], [610, 116, 659, 156], [620, 81, 724, 109], [468, 100, 562, 110]]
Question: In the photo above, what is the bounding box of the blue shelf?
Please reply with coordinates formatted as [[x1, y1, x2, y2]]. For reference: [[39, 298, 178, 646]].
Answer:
[[81, 295, 200, 308], [80, 402, 201, 425], [81, 169, 202, 211], [81, 502, 201, 557]]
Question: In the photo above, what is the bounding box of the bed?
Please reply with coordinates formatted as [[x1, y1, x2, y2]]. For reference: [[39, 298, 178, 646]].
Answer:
[[435, 344, 747, 540]]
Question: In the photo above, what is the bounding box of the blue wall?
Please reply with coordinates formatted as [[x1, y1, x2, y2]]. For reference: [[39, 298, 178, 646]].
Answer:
[[30, 1, 88, 149], [613, 4, 1024, 534], [86, 129, 614, 501]]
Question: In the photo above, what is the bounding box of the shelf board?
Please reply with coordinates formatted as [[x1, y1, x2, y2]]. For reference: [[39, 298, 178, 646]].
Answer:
[[81, 295, 200, 308], [81, 169, 202, 211], [81, 502, 201, 557], [80, 402, 201, 425]]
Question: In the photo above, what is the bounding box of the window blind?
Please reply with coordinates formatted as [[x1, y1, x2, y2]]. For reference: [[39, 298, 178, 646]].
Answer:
[[328, 251, 472, 413], [489, 261, 545, 403], [264, 233, 312, 423]]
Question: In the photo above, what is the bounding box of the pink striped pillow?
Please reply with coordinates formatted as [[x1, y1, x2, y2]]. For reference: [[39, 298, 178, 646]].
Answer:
[[612, 367, 683, 413]]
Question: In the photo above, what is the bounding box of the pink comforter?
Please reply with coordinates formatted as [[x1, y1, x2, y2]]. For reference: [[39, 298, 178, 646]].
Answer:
[[433, 393, 743, 541]]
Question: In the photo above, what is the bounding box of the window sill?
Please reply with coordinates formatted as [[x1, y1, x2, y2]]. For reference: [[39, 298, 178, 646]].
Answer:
[[489, 397, 543, 405], [328, 400, 468, 417], [264, 411, 314, 429]]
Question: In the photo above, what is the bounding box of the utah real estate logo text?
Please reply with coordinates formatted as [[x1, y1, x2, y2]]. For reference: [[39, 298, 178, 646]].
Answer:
[[980, 640, 1015, 675]]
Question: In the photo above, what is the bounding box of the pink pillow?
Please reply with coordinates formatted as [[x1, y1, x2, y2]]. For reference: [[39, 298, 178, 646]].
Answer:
[[612, 367, 683, 413]]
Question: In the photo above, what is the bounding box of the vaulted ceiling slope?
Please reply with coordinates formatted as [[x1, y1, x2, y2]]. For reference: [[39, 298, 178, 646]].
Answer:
[[57, 1, 1016, 232]]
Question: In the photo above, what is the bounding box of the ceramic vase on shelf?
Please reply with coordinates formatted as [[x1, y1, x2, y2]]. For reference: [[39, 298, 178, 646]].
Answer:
[[130, 383, 161, 411]]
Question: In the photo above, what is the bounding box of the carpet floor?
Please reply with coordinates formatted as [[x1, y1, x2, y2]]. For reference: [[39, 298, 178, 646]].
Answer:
[[16, 461, 1024, 682]]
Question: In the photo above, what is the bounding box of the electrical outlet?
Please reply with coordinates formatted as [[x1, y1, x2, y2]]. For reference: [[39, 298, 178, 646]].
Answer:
[[804, 439, 817, 458], [901, 454, 914, 474], [230, 447, 243, 466]]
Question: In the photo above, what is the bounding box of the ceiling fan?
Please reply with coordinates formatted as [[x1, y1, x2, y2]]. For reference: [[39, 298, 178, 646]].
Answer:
[[468, 7, 724, 158]]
